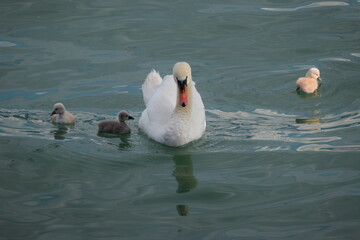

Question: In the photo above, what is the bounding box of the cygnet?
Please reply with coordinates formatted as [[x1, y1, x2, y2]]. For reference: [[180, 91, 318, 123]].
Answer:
[[98, 110, 134, 135], [296, 67, 321, 94], [50, 103, 75, 124]]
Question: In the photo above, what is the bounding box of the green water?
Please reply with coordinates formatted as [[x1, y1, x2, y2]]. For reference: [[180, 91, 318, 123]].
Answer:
[[1, 0, 360, 239]]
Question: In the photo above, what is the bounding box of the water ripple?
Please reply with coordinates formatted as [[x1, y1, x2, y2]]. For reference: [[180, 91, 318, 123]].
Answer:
[[0, 40, 16, 47], [207, 108, 360, 152], [262, 1, 349, 12], [1, 107, 360, 152], [297, 144, 360, 152]]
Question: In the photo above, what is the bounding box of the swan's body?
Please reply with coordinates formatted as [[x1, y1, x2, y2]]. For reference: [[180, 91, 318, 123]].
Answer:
[[296, 68, 321, 94], [139, 62, 206, 147], [50, 103, 75, 124], [98, 111, 134, 135]]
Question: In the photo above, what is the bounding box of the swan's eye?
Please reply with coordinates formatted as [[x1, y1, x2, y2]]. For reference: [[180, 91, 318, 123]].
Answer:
[[176, 77, 188, 92], [176, 76, 188, 84]]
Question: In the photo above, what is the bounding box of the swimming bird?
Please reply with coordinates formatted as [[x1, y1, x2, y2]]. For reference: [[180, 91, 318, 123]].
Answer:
[[50, 103, 75, 124], [296, 67, 321, 94], [98, 111, 134, 134], [139, 62, 206, 147]]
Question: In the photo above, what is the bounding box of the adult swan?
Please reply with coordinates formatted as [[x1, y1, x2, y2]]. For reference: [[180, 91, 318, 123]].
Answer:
[[139, 62, 206, 147]]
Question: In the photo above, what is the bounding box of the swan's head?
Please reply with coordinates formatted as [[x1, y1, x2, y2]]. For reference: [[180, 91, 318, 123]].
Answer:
[[118, 110, 134, 122], [306, 67, 321, 81], [173, 62, 192, 107], [51, 103, 65, 116]]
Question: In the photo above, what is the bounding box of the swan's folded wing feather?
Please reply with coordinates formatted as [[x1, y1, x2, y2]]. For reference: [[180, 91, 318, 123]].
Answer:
[[142, 70, 163, 107], [144, 75, 176, 127], [190, 85, 206, 135]]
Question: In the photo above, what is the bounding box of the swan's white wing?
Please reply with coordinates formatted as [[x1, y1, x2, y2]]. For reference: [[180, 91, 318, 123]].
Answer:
[[139, 75, 177, 138], [142, 70, 163, 107], [146, 75, 176, 125], [190, 83, 206, 136]]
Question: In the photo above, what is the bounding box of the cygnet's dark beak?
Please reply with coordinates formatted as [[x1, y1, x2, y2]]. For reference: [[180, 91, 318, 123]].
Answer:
[[128, 115, 134, 120], [50, 111, 56, 116]]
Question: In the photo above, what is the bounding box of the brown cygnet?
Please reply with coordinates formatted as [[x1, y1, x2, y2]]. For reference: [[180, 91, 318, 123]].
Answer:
[[98, 110, 134, 134]]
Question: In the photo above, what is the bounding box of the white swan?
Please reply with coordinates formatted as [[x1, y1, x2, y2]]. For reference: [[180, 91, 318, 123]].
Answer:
[[139, 62, 206, 147]]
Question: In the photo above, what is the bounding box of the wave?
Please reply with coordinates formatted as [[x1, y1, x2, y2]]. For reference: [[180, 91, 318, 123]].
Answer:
[[262, 1, 349, 12], [1, 108, 359, 152], [207, 108, 360, 152]]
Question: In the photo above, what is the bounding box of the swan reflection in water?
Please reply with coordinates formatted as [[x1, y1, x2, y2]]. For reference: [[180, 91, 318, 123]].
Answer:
[[172, 154, 197, 216], [117, 135, 132, 150], [296, 88, 321, 99], [51, 125, 72, 140], [296, 116, 321, 124], [295, 86, 322, 126], [295, 109, 322, 131], [97, 132, 132, 150]]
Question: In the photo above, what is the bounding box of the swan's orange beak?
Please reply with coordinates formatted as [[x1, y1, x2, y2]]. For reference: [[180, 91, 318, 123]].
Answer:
[[177, 77, 188, 107], [179, 85, 188, 107]]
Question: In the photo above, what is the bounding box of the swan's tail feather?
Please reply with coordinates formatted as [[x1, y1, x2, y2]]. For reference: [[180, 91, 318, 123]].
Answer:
[[142, 69, 162, 106]]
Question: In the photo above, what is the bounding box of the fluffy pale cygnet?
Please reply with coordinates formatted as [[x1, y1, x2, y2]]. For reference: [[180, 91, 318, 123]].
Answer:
[[50, 103, 75, 124], [296, 67, 321, 94], [98, 110, 134, 135]]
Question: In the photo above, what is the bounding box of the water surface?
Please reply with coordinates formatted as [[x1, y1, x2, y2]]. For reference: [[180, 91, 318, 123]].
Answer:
[[1, 0, 360, 239]]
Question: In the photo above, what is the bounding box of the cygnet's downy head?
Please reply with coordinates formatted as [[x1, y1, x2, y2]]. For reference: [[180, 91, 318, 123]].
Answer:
[[306, 68, 321, 81], [51, 103, 66, 116], [173, 62, 192, 107], [118, 110, 134, 122]]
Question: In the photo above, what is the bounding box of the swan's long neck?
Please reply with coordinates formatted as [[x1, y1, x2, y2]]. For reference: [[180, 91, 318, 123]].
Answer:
[[119, 120, 128, 127], [162, 82, 194, 146], [58, 112, 65, 119], [119, 121, 130, 132]]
